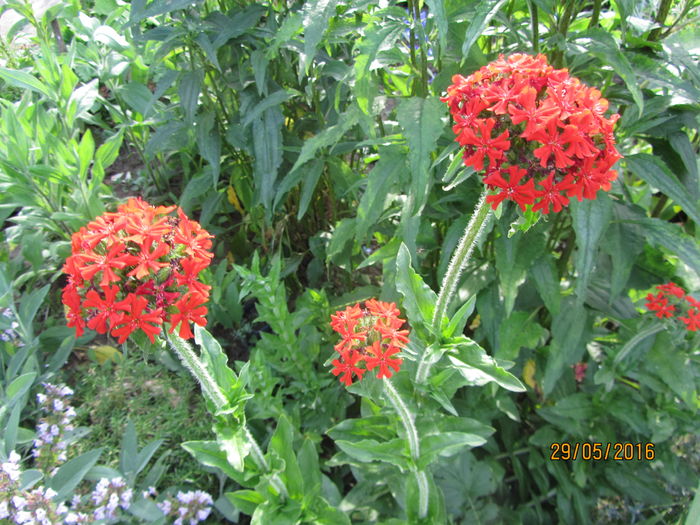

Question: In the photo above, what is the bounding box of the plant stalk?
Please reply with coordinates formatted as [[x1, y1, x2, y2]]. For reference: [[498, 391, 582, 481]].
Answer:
[[384, 379, 428, 519], [431, 190, 492, 336]]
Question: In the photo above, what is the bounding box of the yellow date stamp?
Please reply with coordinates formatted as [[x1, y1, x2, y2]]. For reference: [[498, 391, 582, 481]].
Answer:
[[549, 442, 655, 461]]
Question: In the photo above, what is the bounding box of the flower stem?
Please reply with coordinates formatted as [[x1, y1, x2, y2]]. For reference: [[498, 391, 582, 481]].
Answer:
[[384, 379, 428, 519], [166, 333, 287, 496], [431, 190, 492, 336]]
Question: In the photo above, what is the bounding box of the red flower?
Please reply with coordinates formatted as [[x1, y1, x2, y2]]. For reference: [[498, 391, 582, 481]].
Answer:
[[168, 293, 208, 339], [483, 166, 536, 211], [83, 284, 122, 334], [656, 282, 686, 299], [679, 309, 700, 331], [364, 341, 403, 379], [62, 199, 214, 342], [111, 294, 163, 344], [328, 299, 410, 386], [645, 292, 675, 319], [331, 350, 366, 386], [442, 53, 621, 215]]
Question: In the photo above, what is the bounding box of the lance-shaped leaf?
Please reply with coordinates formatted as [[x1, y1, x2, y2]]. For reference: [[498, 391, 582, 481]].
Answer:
[[446, 337, 525, 392]]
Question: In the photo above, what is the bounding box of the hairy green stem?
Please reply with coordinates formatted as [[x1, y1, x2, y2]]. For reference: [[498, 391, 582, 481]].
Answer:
[[167, 333, 286, 496], [384, 379, 428, 518], [431, 190, 492, 336], [528, 0, 539, 53]]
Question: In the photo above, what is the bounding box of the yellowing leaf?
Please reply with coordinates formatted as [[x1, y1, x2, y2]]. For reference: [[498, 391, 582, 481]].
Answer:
[[523, 358, 537, 389], [89, 345, 122, 365], [227, 185, 244, 214]]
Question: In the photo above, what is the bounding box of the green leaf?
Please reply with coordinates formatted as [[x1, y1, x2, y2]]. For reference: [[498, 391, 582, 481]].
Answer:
[[66, 79, 99, 124], [297, 158, 324, 220], [355, 149, 404, 241], [530, 255, 560, 315], [397, 97, 445, 214], [583, 29, 644, 116], [406, 470, 446, 524], [396, 243, 439, 329], [625, 153, 700, 225], [334, 438, 410, 471], [495, 229, 544, 316], [130, 0, 205, 24], [419, 432, 487, 469], [542, 300, 587, 395], [78, 129, 95, 182], [600, 205, 644, 298], [289, 109, 358, 175], [0, 67, 52, 98], [626, 217, 700, 277], [94, 130, 124, 179], [18, 284, 50, 339], [326, 218, 356, 264], [226, 490, 265, 516], [301, 0, 338, 75], [647, 332, 696, 407], [241, 90, 295, 128], [461, 0, 508, 56], [182, 440, 248, 483], [5, 372, 36, 402], [442, 295, 476, 339], [253, 106, 284, 213], [571, 195, 612, 307], [215, 425, 250, 472], [297, 439, 321, 496], [195, 112, 222, 186], [327, 416, 396, 442], [269, 414, 303, 499], [49, 448, 103, 501], [127, 499, 163, 521], [668, 131, 699, 203], [178, 70, 203, 124], [425, 0, 447, 50], [119, 420, 138, 475], [447, 338, 525, 392], [687, 479, 700, 525], [497, 311, 545, 360]]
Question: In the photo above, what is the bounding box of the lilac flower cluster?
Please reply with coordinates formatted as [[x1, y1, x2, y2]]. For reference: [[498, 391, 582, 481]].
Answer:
[[90, 477, 133, 521], [156, 489, 213, 525], [0, 307, 23, 346], [8, 486, 68, 524], [33, 383, 76, 474], [1, 451, 23, 519]]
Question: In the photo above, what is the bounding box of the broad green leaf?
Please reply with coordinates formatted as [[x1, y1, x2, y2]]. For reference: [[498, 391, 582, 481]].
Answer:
[[425, 0, 447, 50], [127, 499, 163, 521], [647, 332, 696, 407], [66, 79, 99, 124], [447, 338, 525, 392], [0, 67, 51, 98], [354, 21, 405, 115], [542, 300, 587, 395], [209, 7, 265, 49], [583, 29, 644, 116], [252, 106, 284, 213], [5, 372, 36, 402], [18, 284, 50, 339], [461, 0, 508, 56], [182, 440, 248, 483], [355, 149, 404, 241], [49, 448, 103, 501], [297, 439, 322, 496], [241, 90, 295, 128], [301, 0, 338, 75], [571, 195, 612, 307], [397, 97, 445, 214], [626, 217, 700, 277], [4, 403, 21, 456], [335, 438, 410, 471], [495, 228, 544, 316], [497, 311, 545, 360], [396, 243, 439, 329], [94, 130, 124, 180], [78, 129, 95, 182], [266, 12, 303, 58], [119, 420, 138, 475], [269, 414, 303, 499], [117, 82, 153, 115], [687, 479, 700, 525], [297, 158, 324, 220], [215, 425, 250, 473], [289, 109, 358, 174], [600, 205, 644, 299], [226, 490, 265, 516], [178, 70, 203, 124], [625, 153, 700, 225], [130, 0, 205, 24], [668, 131, 699, 203], [418, 432, 487, 469], [530, 255, 560, 315], [195, 112, 222, 185], [442, 295, 476, 339]]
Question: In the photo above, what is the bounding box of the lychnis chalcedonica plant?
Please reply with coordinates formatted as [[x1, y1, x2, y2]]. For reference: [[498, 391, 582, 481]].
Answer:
[[324, 53, 623, 522]]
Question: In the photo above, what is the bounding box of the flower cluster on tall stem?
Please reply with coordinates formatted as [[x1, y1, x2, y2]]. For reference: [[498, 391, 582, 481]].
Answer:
[[442, 53, 622, 214], [645, 282, 700, 331], [62, 198, 213, 343], [329, 299, 410, 385]]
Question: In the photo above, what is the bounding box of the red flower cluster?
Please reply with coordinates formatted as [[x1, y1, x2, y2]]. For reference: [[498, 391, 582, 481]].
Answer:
[[644, 282, 700, 331], [442, 53, 622, 214], [62, 198, 213, 342], [329, 299, 410, 386]]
